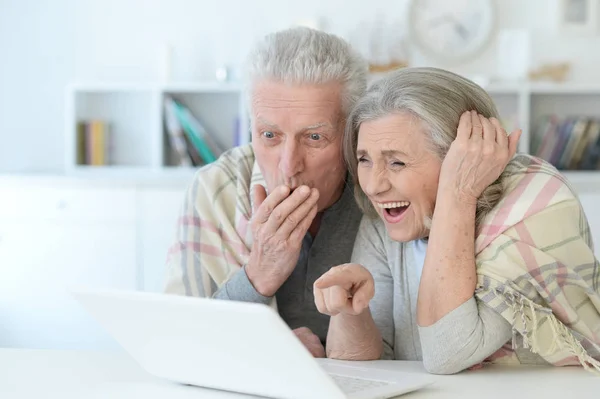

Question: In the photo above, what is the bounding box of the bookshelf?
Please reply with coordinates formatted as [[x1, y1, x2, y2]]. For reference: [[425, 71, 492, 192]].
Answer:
[[64, 82, 249, 179], [64, 80, 600, 188], [486, 82, 600, 190]]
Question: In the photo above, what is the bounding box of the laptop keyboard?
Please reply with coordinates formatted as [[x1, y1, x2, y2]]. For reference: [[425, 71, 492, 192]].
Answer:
[[329, 374, 393, 394]]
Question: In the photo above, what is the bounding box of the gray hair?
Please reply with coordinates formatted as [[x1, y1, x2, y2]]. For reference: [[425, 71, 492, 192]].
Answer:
[[245, 27, 368, 117], [343, 67, 523, 232]]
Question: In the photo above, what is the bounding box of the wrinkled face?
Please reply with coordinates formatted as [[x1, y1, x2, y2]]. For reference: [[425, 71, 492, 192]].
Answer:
[[251, 80, 347, 211], [356, 113, 442, 242]]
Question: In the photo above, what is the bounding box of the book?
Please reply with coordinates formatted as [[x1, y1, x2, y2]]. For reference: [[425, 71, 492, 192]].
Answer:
[[171, 100, 225, 164], [533, 116, 600, 171], [558, 119, 588, 169], [163, 97, 193, 167], [76, 120, 110, 166]]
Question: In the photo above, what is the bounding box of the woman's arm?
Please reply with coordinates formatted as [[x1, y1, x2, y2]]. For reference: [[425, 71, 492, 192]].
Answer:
[[316, 217, 395, 360], [326, 308, 383, 360], [417, 191, 477, 327], [417, 112, 520, 327], [416, 112, 521, 372], [418, 297, 513, 374]]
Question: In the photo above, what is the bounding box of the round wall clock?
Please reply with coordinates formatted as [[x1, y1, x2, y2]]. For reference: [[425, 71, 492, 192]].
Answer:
[[408, 0, 497, 63]]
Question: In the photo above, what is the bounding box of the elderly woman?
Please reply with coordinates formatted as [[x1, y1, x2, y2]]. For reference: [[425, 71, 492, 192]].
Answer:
[[313, 67, 600, 374]]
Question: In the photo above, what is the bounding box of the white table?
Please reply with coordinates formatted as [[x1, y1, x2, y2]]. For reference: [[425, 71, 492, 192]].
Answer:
[[1, 349, 598, 398]]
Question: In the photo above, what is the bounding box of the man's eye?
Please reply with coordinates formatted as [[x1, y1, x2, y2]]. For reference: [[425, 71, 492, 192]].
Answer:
[[262, 131, 275, 139], [309, 133, 321, 141]]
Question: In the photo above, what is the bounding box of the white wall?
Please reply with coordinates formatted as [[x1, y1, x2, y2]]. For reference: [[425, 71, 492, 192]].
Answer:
[[1, 0, 600, 172]]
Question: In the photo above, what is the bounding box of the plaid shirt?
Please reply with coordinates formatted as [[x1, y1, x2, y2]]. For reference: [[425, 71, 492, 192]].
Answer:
[[164, 144, 264, 298]]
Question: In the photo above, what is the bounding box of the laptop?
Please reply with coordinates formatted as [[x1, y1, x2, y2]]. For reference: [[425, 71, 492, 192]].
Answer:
[[72, 288, 434, 399]]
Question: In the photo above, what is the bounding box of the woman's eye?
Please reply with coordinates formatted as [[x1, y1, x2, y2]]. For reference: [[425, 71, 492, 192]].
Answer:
[[358, 156, 369, 164], [391, 161, 405, 167], [262, 131, 275, 139], [309, 133, 321, 141]]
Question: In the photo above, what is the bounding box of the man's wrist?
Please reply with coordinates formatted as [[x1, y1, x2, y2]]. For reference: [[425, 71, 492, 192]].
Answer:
[[213, 265, 272, 304], [245, 261, 278, 297]]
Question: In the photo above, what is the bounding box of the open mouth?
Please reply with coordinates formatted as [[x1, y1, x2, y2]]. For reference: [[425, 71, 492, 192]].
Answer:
[[377, 201, 410, 223]]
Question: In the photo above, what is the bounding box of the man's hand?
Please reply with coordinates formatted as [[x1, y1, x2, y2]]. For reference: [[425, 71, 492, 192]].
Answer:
[[313, 264, 375, 316], [246, 184, 319, 297], [293, 327, 325, 358]]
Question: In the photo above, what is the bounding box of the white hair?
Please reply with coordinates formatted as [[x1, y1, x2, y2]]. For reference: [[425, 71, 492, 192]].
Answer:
[[245, 27, 368, 116]]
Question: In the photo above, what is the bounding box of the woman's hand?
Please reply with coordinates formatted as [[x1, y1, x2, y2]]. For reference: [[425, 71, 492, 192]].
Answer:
[[438, 110, 521, 205], [316, 264, 383, 361], [313, 264, 375, 316]]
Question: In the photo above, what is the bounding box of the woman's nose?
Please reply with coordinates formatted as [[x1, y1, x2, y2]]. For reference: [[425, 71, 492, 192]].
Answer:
[[364, 168, 391, 197]]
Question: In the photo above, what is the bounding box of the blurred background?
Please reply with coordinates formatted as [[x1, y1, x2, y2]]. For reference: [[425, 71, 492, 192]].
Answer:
[[1, 0, 600, 350]]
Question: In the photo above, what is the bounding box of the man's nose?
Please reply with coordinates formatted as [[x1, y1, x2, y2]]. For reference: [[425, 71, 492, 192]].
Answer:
[[279, 140, 304, 178]]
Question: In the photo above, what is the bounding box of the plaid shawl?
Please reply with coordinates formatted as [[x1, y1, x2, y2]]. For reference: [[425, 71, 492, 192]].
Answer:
[[164, 144, 265, 298], [475, 154, 600, 372]]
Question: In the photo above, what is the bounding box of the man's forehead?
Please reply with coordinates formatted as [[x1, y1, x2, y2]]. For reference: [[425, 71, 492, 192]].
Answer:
[[251, 81, 343, 108]]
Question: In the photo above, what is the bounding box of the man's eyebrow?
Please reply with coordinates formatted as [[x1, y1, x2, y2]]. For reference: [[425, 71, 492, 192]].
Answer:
[[257, 118, 279, 129], [256, 120, 330, 132], [302, 122, 328, 130]]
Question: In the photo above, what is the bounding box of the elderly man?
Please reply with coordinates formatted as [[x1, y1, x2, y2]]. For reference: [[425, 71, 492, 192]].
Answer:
[[163, 27, 368, 357]]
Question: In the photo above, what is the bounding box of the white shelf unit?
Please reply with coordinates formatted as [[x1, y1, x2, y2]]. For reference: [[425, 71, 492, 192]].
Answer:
[[64, 82, 249, 176], [484, 82, 600, 189], [65, 80, 600, 187]]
